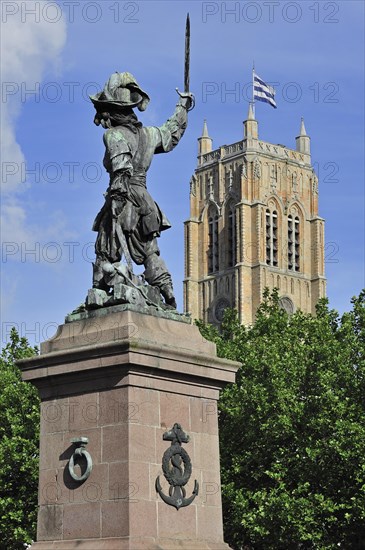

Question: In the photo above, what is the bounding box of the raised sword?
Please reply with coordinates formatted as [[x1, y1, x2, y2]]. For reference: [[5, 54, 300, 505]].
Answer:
[[176, 13, 195, 110]]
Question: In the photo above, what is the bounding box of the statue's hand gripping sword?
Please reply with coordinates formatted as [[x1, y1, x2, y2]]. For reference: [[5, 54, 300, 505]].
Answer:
[[176, 13, 195, 111]]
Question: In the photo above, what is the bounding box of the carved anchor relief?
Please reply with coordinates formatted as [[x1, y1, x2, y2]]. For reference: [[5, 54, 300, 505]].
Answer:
[[156, 423, 199, 510]]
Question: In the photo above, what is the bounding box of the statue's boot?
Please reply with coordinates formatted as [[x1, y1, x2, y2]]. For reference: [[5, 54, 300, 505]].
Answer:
[[92, 258, 110, 292], [160, 284, 177, 309], [143, 252, 177, 309]]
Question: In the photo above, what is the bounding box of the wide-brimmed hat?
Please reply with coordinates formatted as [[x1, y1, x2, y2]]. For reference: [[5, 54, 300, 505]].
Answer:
[[90, 71, 150, 112]]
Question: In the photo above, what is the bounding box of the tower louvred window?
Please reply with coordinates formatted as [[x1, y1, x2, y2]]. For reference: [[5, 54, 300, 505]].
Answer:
[[288, 215, 300, 272], [208, 207, 219, 274], [266, 209, 278, 267], [228, 203, 236, 268], [294, 216, 300, 271]]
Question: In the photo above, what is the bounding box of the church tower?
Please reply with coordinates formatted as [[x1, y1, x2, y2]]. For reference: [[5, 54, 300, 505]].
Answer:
[[183, 110, 326, 325]]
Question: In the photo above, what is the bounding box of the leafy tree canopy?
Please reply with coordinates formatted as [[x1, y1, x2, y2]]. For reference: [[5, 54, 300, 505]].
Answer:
[[0, 328, 40, 549], [198, 289, 365, 549]]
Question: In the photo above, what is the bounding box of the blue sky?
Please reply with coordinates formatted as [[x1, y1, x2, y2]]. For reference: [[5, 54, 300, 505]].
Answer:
[[1, 0, 364, 346]]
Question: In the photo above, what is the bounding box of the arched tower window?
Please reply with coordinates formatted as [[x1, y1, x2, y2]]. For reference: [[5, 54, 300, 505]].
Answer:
[[288, 215, 300, 271], [208, 206, 219, 273], [227, 203, 236, 268], [266, 209, 278, 267]]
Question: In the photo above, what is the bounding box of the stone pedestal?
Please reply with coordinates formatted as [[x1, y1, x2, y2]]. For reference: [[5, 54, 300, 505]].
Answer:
[[19, 308, 239, 550]]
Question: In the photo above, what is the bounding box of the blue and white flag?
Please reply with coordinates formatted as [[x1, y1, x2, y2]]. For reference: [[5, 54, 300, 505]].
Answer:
[[253, 72, 277, 108]]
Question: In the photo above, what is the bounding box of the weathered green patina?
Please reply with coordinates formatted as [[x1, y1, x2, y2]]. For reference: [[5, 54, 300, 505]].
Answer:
[[71, 16, 194, 317], [90, 73, 193, 310]]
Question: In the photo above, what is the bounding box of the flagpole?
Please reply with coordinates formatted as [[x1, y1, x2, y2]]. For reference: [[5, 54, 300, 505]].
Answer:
[[252, 62, 255, 118]]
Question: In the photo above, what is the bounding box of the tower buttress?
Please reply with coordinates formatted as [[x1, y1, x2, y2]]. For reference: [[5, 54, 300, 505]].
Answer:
[[243, 104, 258, 139], [198, 119, 213, 155], [296, 117, 311, 155]]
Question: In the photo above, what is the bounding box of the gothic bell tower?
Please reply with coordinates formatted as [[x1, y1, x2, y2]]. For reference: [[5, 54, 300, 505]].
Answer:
[[183, 108, 326, 325]]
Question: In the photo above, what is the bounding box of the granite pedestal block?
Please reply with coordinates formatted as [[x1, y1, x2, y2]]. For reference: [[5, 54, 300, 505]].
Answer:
[[19, 308, 239, 550]]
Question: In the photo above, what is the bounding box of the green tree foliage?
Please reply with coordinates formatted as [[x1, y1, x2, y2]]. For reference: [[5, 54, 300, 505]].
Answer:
[[0, 329, 40, 548], [198, 289, 365, 549]]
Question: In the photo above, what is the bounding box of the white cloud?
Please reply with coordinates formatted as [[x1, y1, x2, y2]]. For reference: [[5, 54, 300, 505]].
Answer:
[[1, 2, 69, 320], [1, 0, 67, 193], [0, 107, 26, 194], [0, 196, 78, 322], [1, 199, 76, 248]]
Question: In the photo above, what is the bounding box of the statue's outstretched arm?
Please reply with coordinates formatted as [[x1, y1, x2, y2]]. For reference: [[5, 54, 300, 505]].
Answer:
[[154, 93, 194, 154]]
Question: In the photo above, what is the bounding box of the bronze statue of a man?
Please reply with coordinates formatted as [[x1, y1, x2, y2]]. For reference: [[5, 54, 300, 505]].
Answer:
[[90, 72, 193, 309]]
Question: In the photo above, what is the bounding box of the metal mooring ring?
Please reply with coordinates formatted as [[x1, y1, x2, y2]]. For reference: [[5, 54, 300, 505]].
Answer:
[[68, 437, 92, 482]]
